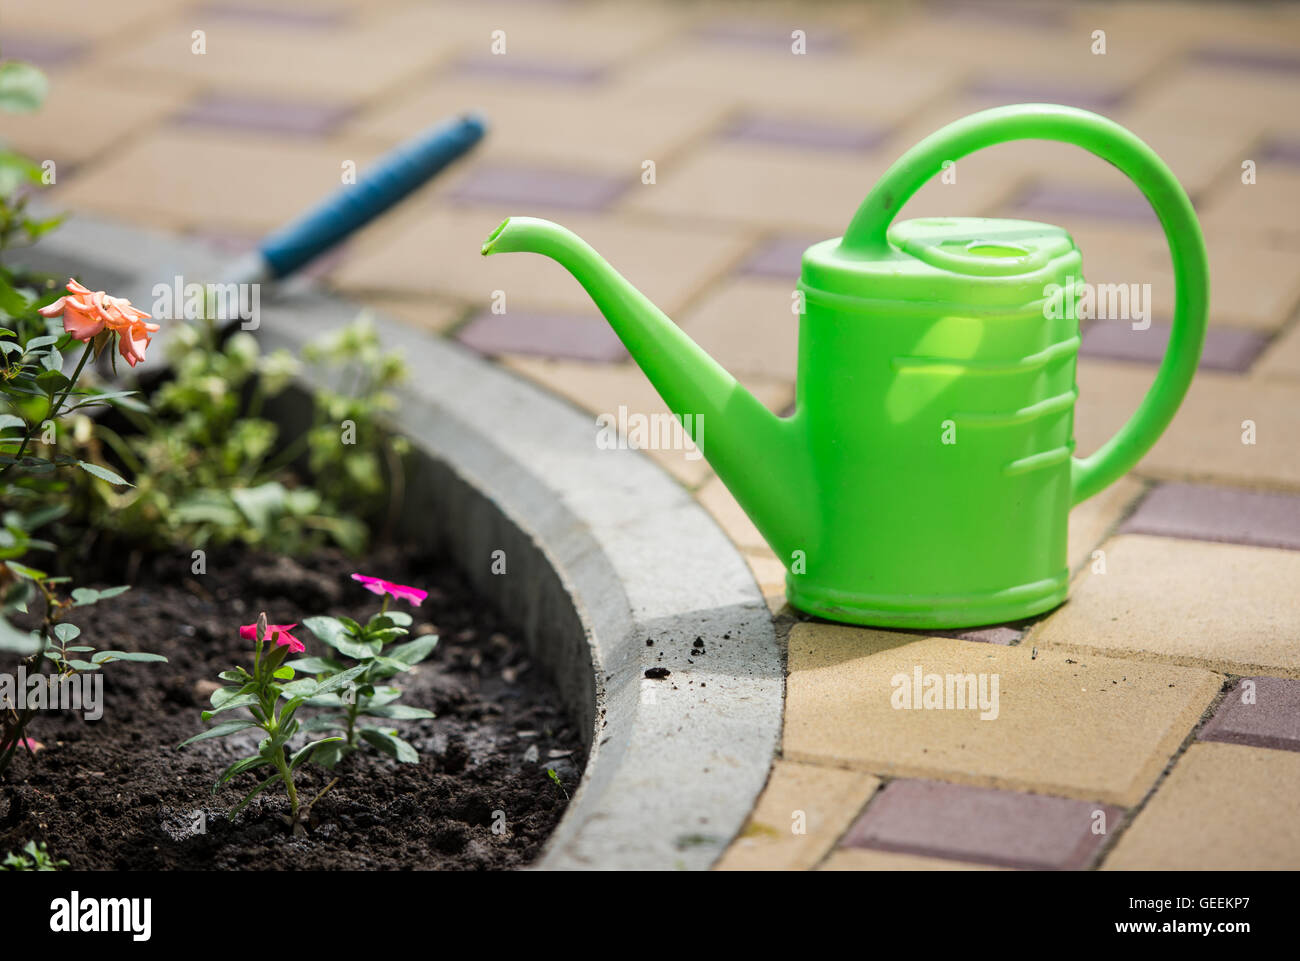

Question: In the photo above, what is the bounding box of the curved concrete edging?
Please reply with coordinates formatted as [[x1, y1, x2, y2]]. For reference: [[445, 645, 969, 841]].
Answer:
[[22, 213, 784, 870]]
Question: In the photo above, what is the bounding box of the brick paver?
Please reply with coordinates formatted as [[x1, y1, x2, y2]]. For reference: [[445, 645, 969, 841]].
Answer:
[[784, 624, 1221, 806], [1035, 534, 1300, 677], [1103, 743, 1300, 870]]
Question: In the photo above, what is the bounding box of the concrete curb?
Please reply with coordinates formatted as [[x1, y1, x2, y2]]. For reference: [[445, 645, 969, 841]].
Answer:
[[17, 214, 784, 870]]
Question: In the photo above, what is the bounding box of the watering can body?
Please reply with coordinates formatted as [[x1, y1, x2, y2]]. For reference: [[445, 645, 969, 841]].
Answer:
[[482, 104, 1209, 628]]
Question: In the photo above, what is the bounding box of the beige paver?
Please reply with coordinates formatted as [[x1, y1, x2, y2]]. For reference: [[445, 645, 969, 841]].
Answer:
[[334, 206, 755, 321], [675, 277, 800, 388], [360, 294, 468, 335], [784, 623, 1222, 806], [4, 0, 192, 41], [1253, 319, 1300, 381], [1035, 534, 1300, 678], [612, 45, 952, 128], [819, 848, 1006, 871], [501, 357, 793, 490], [1067, 475, 1146, 571], [619, 142, 897, 235], [1104, 742, 1300, 870], [0, 74, 188, 169], [348, 80, 727, 175], [743, 548, 789, 614], [56, 129, 380, 232], [714, 761, 879, 871], [1198, 167, 1300, 249], [87, 7, 458, 102], [697, 475, 768, 553], [1074, 359, 1300, 489]]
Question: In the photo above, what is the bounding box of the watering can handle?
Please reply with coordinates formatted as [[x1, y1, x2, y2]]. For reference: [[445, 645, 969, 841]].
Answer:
[[841, 103, 1209, 506]]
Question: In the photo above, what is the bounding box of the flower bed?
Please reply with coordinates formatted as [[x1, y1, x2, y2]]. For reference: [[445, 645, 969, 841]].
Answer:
[[0, 545, 580, 870]]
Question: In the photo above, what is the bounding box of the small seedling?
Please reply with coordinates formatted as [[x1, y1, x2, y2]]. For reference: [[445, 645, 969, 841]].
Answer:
[[0, 840, 67, 871], [180, 613, 366, 835], [292, 574, 437, 767]]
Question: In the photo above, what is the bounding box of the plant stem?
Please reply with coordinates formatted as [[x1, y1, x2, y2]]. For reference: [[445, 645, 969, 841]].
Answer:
[[0, 339, 94, 479]]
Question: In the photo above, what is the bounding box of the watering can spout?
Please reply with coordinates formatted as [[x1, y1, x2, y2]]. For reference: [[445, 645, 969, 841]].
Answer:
[[482, 216, 812, 561]]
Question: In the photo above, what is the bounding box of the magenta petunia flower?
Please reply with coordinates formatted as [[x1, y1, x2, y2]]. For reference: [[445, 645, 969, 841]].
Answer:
[[239, 622, 305, 654], [351, 573, 427, 606]]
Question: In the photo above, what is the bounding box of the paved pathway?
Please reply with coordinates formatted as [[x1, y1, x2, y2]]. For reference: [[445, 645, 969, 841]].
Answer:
[[5, 0, 1298, 869]]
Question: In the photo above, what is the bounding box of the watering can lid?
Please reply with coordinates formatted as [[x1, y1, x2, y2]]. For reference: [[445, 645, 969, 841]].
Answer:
[[801, 217, 1080, 308]]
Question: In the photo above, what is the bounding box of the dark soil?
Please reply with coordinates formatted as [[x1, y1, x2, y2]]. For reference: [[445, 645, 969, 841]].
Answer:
[[0, 546, 583, 870]]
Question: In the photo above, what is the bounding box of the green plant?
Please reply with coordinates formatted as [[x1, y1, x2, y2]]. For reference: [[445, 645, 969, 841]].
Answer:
[[59, 314, 408, 557], [0, 561, 167, 776], [292, 573, 436, 767], [0, 840, 67, 871], [180, 613, 366, 834]]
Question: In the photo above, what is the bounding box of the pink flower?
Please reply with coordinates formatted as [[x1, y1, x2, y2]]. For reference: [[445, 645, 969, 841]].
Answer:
[[1, 737, 42, 755], [239, 622, 305, 654], [351, 574, 427, 606]]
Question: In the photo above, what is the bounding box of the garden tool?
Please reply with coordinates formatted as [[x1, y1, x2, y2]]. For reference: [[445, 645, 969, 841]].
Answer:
[[226, 112, 486, 286], [481, 103, 1209, 629]]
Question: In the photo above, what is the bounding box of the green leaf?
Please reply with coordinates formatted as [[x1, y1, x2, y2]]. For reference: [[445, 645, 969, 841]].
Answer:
[[387, 635, 439, 666], [91, 650, 167, 664], [0, 617, 39, 655], [272, 665, 295, 680], [309, 662, 368, 699], [0, 61, 48, 113], [201, 693, 259, 720], [289, 737, 343, 771], [52, 623, 80, 643], [64, 659, 100, 671], [4, 561, 45, 580], [77, 460, 132, 487], [178, 718, 259, 748], [228, 772, 284, 818], [298, 714, 346, 734], [0, 414, 24, 432], [302, 615, 373, 660], [214, 755, 268, 789], [372, 611, 412, 628], [363, 704, 436, 721], [286, 656, 342, 675], [359, 728, 419, 763]]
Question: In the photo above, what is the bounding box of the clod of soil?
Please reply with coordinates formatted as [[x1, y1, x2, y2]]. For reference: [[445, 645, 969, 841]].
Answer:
[[0, 547, 583, 870]]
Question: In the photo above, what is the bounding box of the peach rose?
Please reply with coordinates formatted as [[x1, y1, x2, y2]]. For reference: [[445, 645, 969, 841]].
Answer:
[[39, 279, 160, 367]]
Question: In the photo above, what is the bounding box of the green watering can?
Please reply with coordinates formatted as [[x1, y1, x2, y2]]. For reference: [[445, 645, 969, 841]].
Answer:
[[481, 104, 1209, 629]]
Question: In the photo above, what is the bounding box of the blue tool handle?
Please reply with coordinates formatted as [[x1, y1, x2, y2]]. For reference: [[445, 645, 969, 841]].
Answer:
[[259, 112, 486, 279]]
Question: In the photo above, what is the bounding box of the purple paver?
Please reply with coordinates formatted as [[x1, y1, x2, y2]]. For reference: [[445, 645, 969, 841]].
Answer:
[[456, 309, 627, 363], [1120, 483, 1300, 551], [445, 164, 627, 211], [963, 77, 1129, 112], [192, 2, 346, 27], [173, 93, 351, 137], [841, 779, 1122, 870], [0, 35, 86, 68], [722, 114, 890, 152], [448, 55, 606, 85], [1010, 182, 1158, 224], [1191, 45, 1300, 74], [694, 19, 848, 52], [923, 0, 1069, 28], [1261, 138, 1300, 166], [1200, 677, 1300, 752], [1080, 320, 1270, 372], [738, 234, 824, 279]]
